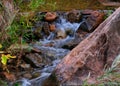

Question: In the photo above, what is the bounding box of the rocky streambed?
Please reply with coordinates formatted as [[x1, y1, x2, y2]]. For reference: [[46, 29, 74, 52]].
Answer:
[[0, 9, 112, 86]]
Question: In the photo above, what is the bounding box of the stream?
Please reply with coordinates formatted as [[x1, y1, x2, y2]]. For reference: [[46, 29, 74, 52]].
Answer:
[[7, 9, 107, 86]]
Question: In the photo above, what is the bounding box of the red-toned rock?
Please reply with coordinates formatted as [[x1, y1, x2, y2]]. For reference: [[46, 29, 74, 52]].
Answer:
[[3, 72, 16, 81], [80, 10, 105, 32], [81, 10, 93, 15], [45, 12, 57, 21], [49, 24, 56, 31], [89, 11, 105, 31]]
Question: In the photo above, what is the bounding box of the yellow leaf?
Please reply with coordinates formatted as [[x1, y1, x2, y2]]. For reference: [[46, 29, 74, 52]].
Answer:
[[6, 54, 16, 59], [10, 56, 16, 58], [0, 44, 2, 48], [1, 54, 7, 65], [1, 54, 16, 67]]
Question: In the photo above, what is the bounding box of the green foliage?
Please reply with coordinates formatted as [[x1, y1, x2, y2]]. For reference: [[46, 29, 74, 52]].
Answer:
[[28, 0, 57, 11], [0, 80, 8, 86], [0, 45, 16, 72], [29, 0, 45, 10], [7, 22, 20, 43], [97, 54, 120, 85], [1, 0, 57, 48], [1, 54, 16, 73], [0, 1, 4, 12], [13, 82, 21, 86], [6, 14, 33, 45], [1, 54, 16, 66], [82, 55, 120, 86], [104, 10, 113, 19]]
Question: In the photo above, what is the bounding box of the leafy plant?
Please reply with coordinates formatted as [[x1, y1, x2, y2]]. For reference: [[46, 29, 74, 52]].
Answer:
[[5, 13, 34, 45], [1, 54, 16, 72], [82, 55, 120, 86], [13, 82, 21, 86], [104, 10, 114, 19], [97, 54, 120, 85], [1, 54, 16, 66], [0, 44, 16, 72], [0, 80, 8, 86]]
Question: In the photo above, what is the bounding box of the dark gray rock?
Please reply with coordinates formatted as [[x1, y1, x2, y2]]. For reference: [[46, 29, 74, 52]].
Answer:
[[66, 10, 82, 23], [32, 46, 70, 60], [24, 53, 50, 68]]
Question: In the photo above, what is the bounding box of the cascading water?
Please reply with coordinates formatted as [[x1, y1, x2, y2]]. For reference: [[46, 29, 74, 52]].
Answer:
[[11, 13, 86, 86], [56, 17, 81, 33], [39, 16, 83, 48]]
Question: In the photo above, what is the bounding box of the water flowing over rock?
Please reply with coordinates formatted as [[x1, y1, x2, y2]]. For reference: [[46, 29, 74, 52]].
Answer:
[[53, 7, 120, 85], [7, 9, 105, 86], [32, 46, 70, 60]]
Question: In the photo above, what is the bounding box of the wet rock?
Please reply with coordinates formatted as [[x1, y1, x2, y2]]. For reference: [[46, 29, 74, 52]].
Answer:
[[77, 21, 90, 32], [56, 29, 67, 39], [33, 46, 70, 60], [7, 43, 33, 54], [47, 32, 56, 40], [42, 22, 50, 36], [66, 9, 82, 23], [33, 27, 43, 39], [33, 21, 50, 39], [44, 12, 57, 22], [32, 72, 41, 79], [65, 28, 75, 37], [61, 30, 89, 50], [62, 35, 82, 50], [49, 24, 56, 31], [37, 35, 81, 49], [29, 73, 51, 86], [24, 53, 48, 68], [81, 10, 105, 32], [76, 30, 90, 40], [23, 73, 32, 79], [20, 63, 31, 69], [42, 59, 61, 73]]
